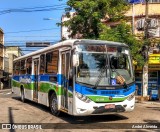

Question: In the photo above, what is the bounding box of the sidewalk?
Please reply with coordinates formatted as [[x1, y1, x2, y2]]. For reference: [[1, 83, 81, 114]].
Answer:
[[137, 100, 160, 105], [136, 98, 160, 105], [135, 96, 160, 105], [0, 88, 12, 93], [145, 101, 160, 105]]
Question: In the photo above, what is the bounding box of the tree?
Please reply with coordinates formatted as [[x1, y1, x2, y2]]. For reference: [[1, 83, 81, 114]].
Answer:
[[62, 0, 129, 39]]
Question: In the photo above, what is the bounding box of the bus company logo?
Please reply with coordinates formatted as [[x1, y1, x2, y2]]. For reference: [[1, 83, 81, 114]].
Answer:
[[20, 77, 31, 84], [2, 124, 42, 130], [2, 124, 11, 129]]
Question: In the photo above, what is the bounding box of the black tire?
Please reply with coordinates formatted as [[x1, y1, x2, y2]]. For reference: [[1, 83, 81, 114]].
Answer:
[[21, 88, 25, 103], [49, 93, 60, 116]]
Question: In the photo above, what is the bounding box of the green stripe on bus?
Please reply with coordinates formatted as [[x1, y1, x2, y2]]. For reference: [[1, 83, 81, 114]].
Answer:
[[87, 95, 127, 103], [12, 80, 67, 95], [39, 82, 61, 95], [12, 80, 34, 90]]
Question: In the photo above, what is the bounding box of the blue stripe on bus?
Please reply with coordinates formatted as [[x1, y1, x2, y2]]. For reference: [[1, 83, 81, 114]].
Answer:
[[75, 83, 135, 97], [13, 75, 33, 81], [13, 74, 135, 97], [13, 74, 63, 85], [13, 76, 20, 81], [39, 74, 63, 85]]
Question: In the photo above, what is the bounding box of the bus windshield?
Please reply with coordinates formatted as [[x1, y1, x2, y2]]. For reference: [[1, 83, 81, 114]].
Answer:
[[75, 44, 134, 87]]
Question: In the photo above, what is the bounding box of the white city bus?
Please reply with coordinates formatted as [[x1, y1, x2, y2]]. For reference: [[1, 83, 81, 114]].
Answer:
[[12, 39, 135, 116]]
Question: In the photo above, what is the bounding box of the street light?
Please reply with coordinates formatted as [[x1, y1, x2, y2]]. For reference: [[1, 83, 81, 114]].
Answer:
[[43, 18, 59, 21]]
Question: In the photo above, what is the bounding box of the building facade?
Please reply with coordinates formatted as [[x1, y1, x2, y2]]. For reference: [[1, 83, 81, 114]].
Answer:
[[0, 28, 23, 89], [0, 28, 4, 89], [5, 46, 23, 75], [125, 1, 160, 99]]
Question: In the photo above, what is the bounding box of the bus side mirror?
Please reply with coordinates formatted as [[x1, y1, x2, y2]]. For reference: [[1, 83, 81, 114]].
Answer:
[[73, 54, 79, 67]]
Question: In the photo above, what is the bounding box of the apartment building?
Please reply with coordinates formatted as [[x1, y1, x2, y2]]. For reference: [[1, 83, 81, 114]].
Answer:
[[0, 28, 6, 89], [0, 28, 4, 73], [125, 1, 160, 98], [5, 46, 23, 75], [0, 28, 23, 89]]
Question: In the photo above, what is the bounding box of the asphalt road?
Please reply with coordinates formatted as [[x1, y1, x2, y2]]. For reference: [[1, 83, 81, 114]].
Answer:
[[0, 89, 160, 132]]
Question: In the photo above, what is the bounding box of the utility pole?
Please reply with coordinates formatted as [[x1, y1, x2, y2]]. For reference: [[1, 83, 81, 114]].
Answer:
[[142, 0, 149, 97], [132, 3, 135, 34], [144, 0, 149, 40]]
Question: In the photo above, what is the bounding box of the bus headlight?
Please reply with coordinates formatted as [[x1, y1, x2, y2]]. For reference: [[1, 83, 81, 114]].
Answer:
[[75, 92, 91, 103], [127, 92, 135, 101]]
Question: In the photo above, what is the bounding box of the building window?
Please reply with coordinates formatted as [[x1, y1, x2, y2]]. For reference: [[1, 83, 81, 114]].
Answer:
[[40, 54, 45, 74], [0, 47, 3, 57], [46, 51, 58, 74], [0, 57, 3, 70], [26, 58, 32, 74]]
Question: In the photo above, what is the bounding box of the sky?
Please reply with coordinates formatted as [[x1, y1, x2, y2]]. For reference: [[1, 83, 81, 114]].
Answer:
[[0, 0, 68, 54]]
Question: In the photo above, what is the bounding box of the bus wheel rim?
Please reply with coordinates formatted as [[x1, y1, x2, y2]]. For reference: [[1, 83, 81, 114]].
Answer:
[[21, 91, 24, 100], [51, 98, 58, 113]]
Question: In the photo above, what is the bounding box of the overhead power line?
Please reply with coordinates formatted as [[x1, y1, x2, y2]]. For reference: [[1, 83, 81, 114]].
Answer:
[[5, 35, 60, 37], [5, 28, 59, 34], [0, 3, 67, 10], [4, 39, 58, 42], [0, 4, 68, 15]]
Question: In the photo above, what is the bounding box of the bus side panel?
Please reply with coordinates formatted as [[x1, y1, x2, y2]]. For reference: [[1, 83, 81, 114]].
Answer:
[[57, 74, 63, 110], [19, 75, 34, 101], [68, 86, 73, 115], [38, 74, 60, 107], [38, 91, 49, 106], [12, 75, 21, 95]]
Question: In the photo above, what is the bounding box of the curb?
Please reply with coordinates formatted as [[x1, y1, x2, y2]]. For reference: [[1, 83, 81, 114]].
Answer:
[[136, 101, 160, 105]]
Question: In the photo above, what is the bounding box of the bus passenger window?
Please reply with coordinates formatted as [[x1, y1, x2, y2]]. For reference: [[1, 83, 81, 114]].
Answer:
[[26, 58, 32, 74], [14, 61, 20, 75], [13, 62, 17, 75], [20, 60, 26, 74], [40, 54, 45, 74], [46, 51, 58, 74]]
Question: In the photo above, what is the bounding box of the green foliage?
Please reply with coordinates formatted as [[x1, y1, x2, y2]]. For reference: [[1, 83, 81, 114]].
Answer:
[[62, 0, 129, 39]]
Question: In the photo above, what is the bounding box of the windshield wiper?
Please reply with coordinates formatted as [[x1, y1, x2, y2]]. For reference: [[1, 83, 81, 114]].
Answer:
[[111, 65, 128, 89], [93, 64, 108, 89]]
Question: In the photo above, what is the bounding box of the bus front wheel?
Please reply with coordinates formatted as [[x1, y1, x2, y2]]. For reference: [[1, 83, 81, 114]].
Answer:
[[49, 93, 60, 116]]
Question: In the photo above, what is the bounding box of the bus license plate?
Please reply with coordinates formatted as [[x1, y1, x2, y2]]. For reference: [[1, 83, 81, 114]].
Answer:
[[105, 104, 115, 109]]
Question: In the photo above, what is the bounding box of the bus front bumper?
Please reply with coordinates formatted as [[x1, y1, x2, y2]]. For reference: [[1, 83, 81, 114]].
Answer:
[[73, 96, 135, 116]]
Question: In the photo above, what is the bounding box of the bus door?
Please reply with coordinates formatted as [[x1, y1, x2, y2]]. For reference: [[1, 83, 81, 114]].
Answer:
[[33, 58, 39, 102], [61, 51, 70, 109]]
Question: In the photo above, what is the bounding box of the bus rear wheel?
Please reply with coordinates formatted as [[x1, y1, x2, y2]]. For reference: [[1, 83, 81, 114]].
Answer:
[[49, 93, 60, 116]]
